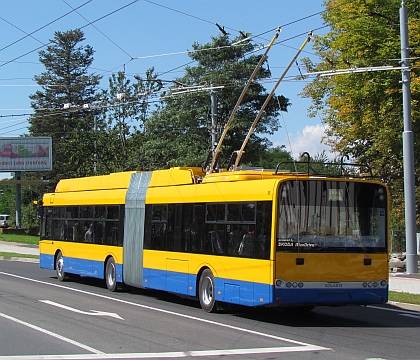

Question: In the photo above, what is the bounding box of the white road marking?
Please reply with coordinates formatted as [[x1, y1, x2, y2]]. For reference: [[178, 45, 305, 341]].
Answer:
[[0, 271, 326, 347], [0, 345, 325, 359], [0, 271, 331, 357], [40, 300, 124, 320], [0, 312, 104, 355], [399, 313, 420, 319], [367, 305, 419, 316]]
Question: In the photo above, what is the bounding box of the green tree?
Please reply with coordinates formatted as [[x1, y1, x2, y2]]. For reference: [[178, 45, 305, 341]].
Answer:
[[28, 29, 102, 188], [21, 185, 42, 235], [0, 185, 13, 216], [138, 34, 290, 169], [258, 146, 293, 169], [300, 0, 420, 229], [98, 68, 162, 172]]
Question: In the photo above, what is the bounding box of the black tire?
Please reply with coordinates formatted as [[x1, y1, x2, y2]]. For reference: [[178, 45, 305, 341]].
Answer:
[[105, 257, 117, 292], [198, 269, 217, 312], [55, 251, 66, 281]]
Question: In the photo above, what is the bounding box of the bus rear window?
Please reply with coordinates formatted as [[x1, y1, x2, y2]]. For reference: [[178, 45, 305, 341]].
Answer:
[[277, 180, 387, 253]]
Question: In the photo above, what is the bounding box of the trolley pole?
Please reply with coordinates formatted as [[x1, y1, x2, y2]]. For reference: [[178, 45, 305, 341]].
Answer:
[[210, 85, 218, 162], [400, 1, 418, 273], [94, 115, 97, 174]]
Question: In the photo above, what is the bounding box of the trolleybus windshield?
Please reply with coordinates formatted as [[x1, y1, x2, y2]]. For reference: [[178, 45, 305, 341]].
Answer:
[[277, 180, 387, 253]]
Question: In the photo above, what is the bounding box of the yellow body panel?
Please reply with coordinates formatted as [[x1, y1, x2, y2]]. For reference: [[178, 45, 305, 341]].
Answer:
[[39, 240, 123, 264], [276, 253, 388, 282], [43, 189, 128, 206], [202, 173, 263, 183], [144, 249, 274, 284], [146, 179, 277, 204], [149, 167, 202, 187], [55, 171, 135, 193]]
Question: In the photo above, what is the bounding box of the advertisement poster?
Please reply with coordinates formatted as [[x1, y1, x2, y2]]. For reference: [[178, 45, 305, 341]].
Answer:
[[0, 137, 52, 172]]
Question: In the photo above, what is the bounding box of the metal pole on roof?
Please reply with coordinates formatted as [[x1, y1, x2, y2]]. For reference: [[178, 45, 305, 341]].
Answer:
[[210, 85, 218, 165], [94, 115, 97, 174], [206, 27, 281, 174], [232, 30, 313, 171], [400, 1, 418, 273]]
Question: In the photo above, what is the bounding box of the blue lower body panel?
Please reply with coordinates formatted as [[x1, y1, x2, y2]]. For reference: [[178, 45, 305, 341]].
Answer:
[[143, 267, 272, 306], [143, 268, 196, 296], [215, 278, 272, 306], [142, 268, 387, 307], [273, 287, 388, 306], [40, 254, 54, 270], [40, 254, 123, 283]]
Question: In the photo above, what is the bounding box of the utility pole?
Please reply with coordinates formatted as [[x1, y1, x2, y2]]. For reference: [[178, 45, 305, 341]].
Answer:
[[210, 85, 218, 163], [15, 171, 21, 228], [400, 1, 418, 273]]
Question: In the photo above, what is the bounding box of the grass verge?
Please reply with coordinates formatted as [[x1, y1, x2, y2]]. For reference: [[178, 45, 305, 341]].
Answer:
[[389, 291, 420, 305], [0, 233, 39, 245], [0, 252, 39, 259]]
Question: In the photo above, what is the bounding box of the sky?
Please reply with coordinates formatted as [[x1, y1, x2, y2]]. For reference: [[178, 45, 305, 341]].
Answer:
[[0, 0, 333, 179]]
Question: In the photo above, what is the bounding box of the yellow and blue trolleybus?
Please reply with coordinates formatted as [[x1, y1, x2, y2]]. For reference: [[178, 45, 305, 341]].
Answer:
[[39, 157, 389, 312]]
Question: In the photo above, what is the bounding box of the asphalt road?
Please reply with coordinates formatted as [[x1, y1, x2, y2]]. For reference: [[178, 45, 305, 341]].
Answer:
[[0, 260, 419, 360]]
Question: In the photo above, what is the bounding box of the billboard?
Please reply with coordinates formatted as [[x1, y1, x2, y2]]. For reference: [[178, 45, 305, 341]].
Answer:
[[0, 137, 52, 172]]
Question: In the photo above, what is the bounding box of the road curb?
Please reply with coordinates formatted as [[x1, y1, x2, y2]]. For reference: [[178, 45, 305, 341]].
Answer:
[[387, 301, 420, 312], [0, 256, 38, 263]]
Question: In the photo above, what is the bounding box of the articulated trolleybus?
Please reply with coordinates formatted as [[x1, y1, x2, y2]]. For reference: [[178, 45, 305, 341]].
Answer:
[[39, 157, 389, 312]]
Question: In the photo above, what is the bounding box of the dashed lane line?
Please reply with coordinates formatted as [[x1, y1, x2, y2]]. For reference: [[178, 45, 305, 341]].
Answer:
[[0, 312, 104, 355], [0, 345, 327, 359]]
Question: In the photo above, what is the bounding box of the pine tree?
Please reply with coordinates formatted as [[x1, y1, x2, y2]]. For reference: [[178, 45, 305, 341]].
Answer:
[[28, 29, 101, 187], [136, 34, 290, 170]]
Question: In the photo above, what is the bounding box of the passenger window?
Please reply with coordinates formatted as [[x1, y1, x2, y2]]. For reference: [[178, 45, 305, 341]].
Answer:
[[243, 203, 256, 222], [206, 203, 225, 222], [227, 203, 241, 222]]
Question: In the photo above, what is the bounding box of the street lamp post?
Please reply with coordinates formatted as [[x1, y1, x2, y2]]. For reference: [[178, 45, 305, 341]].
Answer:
[[400, 1, 418, 274]]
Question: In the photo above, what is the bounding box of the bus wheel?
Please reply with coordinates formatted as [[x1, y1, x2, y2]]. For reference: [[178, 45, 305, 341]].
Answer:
[[55, 251, 66, 281], [105, 257, 117, 292], [199, 269, 217, 312]]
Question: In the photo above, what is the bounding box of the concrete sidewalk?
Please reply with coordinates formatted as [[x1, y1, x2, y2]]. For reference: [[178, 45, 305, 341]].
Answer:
[[389, 272, 420, 295], [0, 240, 419, 295], [0, 240, 39, 256]]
